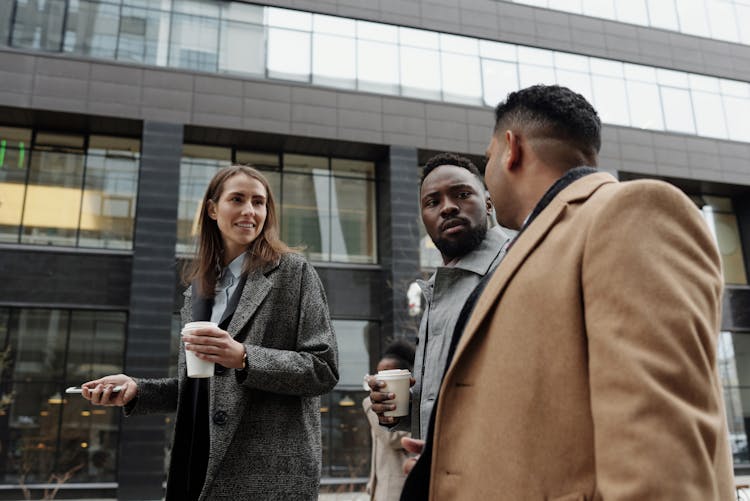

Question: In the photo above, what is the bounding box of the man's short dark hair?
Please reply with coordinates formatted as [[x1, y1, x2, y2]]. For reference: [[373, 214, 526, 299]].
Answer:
[[421, 152, 484, 188], [494, 85, 601, 165]]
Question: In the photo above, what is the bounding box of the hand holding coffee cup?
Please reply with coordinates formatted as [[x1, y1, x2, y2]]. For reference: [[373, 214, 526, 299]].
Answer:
[[181, 322, 248, 377], [368, 370, 414, 423]]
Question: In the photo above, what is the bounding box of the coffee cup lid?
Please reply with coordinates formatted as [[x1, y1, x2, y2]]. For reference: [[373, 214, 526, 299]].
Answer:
[[377, 369, 411, 376]]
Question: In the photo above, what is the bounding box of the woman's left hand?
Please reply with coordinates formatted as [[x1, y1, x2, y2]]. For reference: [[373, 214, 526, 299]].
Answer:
[[182, 326, 246, 369]]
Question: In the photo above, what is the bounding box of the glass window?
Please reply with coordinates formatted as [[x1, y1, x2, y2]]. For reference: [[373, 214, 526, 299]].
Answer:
[[0, 126, 31, 244], [701, 196, 748, 285], [78, 136, 140, 249], [116, 5, 171, 65], [482, 59, 519, 107], [718, 331, 750, 465], [440, 52, 482, 104], [399, 27, 439, 49], [21, 134, 86, 246], [615, 0, 649, 24], [177, 145, 231, 255], [592, 75, 630, 126], [676, 0, 711, 37], [330, 160, 377, 264], [738, 4, 750, 45], [266, 7, 312, 31], [706, 0, 739, 43], [626, 81, 664, 130], [63, 0, 120, 58], [169, 12, 219, 72], [0, 2, 13, 45], [313, 33, 356, 89], [11, 0, 66, 51], [400, 46, 441, 100], [691, 91, 728, 139], [314, 14, 356, 37], [660, 87, 696, 134], [356, 39, 400, 95], [219, 19, 264, 76], [723, 96, 750, 143], [556, 70, 594, 104], [479, 40, 516, 61], [554, 52, 589, 72], [356, 20, 398, 43], [281, 155, 330, 262], [582, 0, 615, 18], [646, 0, 679, 30], [267, 27, 311, 82], [0, 308, 126, 484], [519, 64, 555, 89]]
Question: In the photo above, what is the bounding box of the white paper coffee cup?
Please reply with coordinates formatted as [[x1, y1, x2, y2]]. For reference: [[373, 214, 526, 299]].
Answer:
[[181, 321, 217, 378], [377, 369, 411, 417]]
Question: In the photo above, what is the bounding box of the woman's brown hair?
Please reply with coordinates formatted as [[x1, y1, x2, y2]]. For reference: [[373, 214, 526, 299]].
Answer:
[[183, 165, 292, 297]]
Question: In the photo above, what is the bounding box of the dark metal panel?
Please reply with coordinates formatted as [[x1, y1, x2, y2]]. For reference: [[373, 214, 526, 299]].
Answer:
[[117, 120, 182, 501]]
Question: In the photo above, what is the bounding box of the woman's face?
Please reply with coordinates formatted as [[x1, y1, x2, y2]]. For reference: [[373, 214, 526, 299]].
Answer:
[[208, 173, 268, 264]]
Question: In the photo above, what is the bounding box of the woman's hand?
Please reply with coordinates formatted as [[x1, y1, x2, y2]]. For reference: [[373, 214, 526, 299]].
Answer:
[[82, 374, 137, 407], [182, 326, 246, 369]]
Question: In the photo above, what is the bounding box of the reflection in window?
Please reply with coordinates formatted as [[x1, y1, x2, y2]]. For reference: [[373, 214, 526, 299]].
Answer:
[[63, 0, 120, 58], [0, 127, 31, 244], [718, 332, 750, 464], [116, 5, 170, 65], [699, 196, 747, 286], [21, 134, 86, 246], [1, 128, 140, 249], [0, 308, 126, 483], [10, 0, 66, 51]]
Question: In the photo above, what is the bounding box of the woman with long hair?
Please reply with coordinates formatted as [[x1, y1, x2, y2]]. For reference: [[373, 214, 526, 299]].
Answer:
[[82, 165, 339, 500]]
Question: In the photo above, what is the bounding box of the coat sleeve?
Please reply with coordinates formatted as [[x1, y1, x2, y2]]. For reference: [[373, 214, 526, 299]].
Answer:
[[123, 377, 179, 416], [240, 258, 339, 396], [582, 181, 733, 499]]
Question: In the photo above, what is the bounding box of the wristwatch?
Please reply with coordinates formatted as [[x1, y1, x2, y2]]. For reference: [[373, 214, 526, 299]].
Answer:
[[241, 351, 247, 370]]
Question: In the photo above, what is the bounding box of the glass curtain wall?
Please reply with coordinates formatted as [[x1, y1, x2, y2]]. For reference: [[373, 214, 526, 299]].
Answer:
[[3, 1, 750, 144], [0, 308, 126, 484], [176, 147, 377, 265], [0, 126, 139, 249], [507, 0, 750, 46]]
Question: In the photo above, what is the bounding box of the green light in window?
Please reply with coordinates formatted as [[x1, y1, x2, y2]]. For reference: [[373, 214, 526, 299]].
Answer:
[[18, 141, 25, 168], [0, 140, 5, 168]]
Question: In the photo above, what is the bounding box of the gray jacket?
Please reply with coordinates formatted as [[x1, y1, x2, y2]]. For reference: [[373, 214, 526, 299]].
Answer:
[[404, 226, 510, 440], [128, 252, 339, 500]]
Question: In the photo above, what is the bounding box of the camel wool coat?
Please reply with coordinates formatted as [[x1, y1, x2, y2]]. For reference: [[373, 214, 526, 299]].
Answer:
[[428, 172, 734, 500], [128, 252, 339, 500]]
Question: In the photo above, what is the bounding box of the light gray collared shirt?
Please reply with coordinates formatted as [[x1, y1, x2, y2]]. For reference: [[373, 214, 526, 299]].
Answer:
[[402, 226, 512, 440], [210, 253, 245, 325]]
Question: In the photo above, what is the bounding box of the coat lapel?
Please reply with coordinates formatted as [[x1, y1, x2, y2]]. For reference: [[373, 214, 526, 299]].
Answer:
[[448, 172, 617, 371]]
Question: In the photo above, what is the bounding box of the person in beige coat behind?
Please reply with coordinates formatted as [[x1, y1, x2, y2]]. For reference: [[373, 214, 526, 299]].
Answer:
[[401, 85, 735, 500], [364, 340, 415, 501]]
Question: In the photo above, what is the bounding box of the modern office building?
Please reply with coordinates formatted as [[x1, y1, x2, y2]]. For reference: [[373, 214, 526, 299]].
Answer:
[[0, 0, 748, 499]]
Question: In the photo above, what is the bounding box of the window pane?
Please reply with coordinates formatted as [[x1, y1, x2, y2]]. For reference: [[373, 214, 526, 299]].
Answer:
[[660, 87, 696, 134], [592, 76, 631, 126], [266, 7, 312, 31], [646, 0, 679, 30], [440, 52, 482, 105], [723, 96, 750, 144], [676, 0, 710, 37], [582, 0, 615, 18], [322, 389, 370, 478], [333, 320, 378, 386], [330, 176, 376, 264], [0, 127, 31, 244], [0, 1, 13, 46], [439, 34, 478, 55], [615, 0, 648, 24], [400, 46, 441, 100], [79, 136, 140, 249], [738, 5, 750, 45], [313, 33, 356, 89], [67, 311, 126, 382], [176, 147, 231, 255], [117, 6, 171, 66], [356, 39, 399, 95], [706, 0, 738, 43], [399, 27, 438, 49], [479, 40, 516, 61], [64, 0, 120, 58], [691, 91, 728, 139], [281, 172, 329, 262], [267, 28, 311, 82], [356, 20, 398, 43], [219, 20, 265, 76], [482, 59, 519, 107], [556, 70, 593, 104], [11, 0, 66, 51], [314, 14, 355, 37], [626, 81, 664, 130], [21, 144, 85, 246], [169, 13, 219, 72], [9, 309, 69, 381], [519, 64, 555, 88], [717, 332, 749, 464]]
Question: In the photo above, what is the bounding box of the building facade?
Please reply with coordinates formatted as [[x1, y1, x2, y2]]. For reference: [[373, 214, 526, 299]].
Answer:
[[0, 0, 748, 499]]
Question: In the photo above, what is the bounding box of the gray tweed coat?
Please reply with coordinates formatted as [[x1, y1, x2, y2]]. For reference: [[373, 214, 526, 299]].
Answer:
[[127, 252, 339, 500]]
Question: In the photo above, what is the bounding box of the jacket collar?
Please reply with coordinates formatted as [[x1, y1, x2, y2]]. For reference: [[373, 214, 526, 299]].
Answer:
[[449, 171, 617, 367]]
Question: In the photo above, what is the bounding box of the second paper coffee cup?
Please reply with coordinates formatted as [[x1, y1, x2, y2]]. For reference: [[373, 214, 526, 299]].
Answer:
[[181, 321, 217, 378], [377, 369, 411, 417]]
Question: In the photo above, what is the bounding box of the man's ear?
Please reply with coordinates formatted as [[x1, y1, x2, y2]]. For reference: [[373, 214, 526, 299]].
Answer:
[[484, 190, 493, 214], [504, 130, 522, 172], [206, 200, 218, 220]]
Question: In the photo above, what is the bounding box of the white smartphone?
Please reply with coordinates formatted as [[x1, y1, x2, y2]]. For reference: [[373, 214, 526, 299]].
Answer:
[[65, 386, 123, 394]]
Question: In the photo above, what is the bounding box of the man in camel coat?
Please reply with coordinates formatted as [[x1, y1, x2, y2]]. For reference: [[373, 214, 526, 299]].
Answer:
[[401, 84, 735, 501]]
